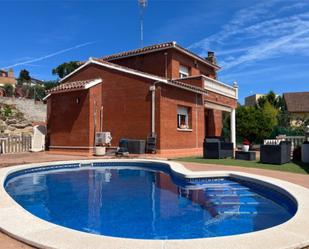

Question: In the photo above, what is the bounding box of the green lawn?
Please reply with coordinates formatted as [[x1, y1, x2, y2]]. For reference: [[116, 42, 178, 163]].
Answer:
[[175, 157, 309, 175]]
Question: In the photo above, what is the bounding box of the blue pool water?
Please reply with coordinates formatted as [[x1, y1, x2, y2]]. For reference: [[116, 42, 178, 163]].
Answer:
[[5, 162, 296, 239]]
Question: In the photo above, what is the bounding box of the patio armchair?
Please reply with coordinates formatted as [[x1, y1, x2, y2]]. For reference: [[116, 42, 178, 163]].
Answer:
[[203, 136, 234, 159], [117, 138, 146, 154], [260, 141, 291, 165]]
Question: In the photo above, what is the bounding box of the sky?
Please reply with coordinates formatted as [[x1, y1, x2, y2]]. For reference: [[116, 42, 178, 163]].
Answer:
[[0, 0, 309, 103]]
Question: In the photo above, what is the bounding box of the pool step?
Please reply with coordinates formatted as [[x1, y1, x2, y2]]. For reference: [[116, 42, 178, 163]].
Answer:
[[218, 211, 258, 215], [207, 193, 256, 197], [212, 201, 259, 205]]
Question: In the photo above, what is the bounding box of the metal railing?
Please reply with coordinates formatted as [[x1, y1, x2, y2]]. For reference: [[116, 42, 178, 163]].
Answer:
[[0, 134, 32, 154]]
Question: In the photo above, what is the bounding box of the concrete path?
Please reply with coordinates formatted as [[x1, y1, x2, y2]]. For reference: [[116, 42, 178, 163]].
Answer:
[[0, 152, 308, 249]]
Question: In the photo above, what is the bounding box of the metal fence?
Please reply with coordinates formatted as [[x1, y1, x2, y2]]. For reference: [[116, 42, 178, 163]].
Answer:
[[0, 134, 32, 154]]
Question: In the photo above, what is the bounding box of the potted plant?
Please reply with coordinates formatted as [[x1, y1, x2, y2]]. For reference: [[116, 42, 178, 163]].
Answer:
[[242, 139, 250, 152], [94, 141, 107, 156]]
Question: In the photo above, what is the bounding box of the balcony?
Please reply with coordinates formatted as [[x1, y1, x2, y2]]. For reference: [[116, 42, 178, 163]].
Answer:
[[203, 76, 238, 99]]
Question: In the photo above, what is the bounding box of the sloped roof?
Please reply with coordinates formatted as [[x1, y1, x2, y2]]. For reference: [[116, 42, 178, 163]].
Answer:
[[60, 58, 207, 95], [91, 59, 207, 94], [101, 41, 220, 70], [283, 92, 309, 113], [46, 78, 102, 94], [0, 77, 16, 85]]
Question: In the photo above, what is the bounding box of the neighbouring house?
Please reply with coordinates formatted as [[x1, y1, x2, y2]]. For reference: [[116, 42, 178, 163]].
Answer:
[[45, 41, 238, 156], [283, 92, 309, 127], [18, 77, 44, 87], [0, 68, 17, 87], [244, 93, 280, 106], [245, 94, 266, 106]]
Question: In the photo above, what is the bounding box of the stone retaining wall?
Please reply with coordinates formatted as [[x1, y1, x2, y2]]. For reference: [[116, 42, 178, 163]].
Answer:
[[0, 97, 46, 122]]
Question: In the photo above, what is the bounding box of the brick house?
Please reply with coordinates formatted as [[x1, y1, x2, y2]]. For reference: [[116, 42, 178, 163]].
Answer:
[[45, 42, 238, 156], [0, 68, 16, 87], [283, 92, 309, 127]]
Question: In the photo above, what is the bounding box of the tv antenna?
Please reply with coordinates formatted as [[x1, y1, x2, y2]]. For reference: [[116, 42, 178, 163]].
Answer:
[[138, 0, 147, 47]]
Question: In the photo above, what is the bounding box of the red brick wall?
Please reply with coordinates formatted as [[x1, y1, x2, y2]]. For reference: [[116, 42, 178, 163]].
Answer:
[[109, 48, 217, 81], [88, 83, 103, 147], [170, 50, 217, 79], [61, 64, 154, 148], [47, 90, 90, 150], [176, 76, 204, 88], [109, 49, 172, 78], [47, 62, 235, 155], [205, 109, 222, 137], [206, 90, 237, 109], [204, 91, 237, 137], [158, 84, 205, 151]]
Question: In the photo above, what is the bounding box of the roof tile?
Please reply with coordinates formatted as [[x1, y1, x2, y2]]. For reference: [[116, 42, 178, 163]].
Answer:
[[47, 79, 101, 94], [283, 92, 309, 113], [101, 41, 219, 69]]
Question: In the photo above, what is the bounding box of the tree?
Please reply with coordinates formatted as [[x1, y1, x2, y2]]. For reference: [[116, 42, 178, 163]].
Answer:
[[236, 106, 260, 143], [28, 85, 46, 101], [3, 84, 14, 97], [256, 102, 278, 140], [17, 69, 31, 85], [43, 80, 58, 91], [257, 91, 279, 109], [52, 61, 80, 79], [236, 102, 278, 144]]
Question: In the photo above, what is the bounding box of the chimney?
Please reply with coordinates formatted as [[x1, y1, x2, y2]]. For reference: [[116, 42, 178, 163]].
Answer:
[[8, 68, 14, 78], [206, 51, 217, 65]]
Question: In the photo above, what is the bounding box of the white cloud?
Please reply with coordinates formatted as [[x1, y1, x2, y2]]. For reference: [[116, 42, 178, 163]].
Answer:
[[189, 1, 279, 52], [3, 41, 95, 69], [189, 1, 309, 70]]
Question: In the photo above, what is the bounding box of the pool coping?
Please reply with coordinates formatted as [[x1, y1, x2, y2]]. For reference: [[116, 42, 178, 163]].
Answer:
[[0, 158, 309, 249]]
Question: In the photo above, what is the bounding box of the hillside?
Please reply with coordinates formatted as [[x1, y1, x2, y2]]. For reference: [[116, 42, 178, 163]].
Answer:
[[0, 98, 47, 135]]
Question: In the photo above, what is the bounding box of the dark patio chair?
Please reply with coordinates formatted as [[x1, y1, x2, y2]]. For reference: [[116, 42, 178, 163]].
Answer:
[[118, 138, 146, 154], [260, 141, 291, 165], [203, 136, 234, 159]]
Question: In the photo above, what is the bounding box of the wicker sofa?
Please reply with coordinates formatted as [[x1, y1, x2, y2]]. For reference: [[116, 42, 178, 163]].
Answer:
[[260, 141, 291, 165], [203, 136, 234, 159]]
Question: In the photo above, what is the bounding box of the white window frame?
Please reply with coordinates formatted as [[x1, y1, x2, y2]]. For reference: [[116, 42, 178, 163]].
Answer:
[[179, 65, 189, 78], [177, 106, 190, 129]]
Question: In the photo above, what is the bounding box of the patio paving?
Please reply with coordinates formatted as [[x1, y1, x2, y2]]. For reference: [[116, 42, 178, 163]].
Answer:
[[0, 152, 308, 249]]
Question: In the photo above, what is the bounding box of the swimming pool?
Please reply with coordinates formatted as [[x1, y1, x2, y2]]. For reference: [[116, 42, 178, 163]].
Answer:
[[1, 159, 309, 249], [4, 161, 296, 239]]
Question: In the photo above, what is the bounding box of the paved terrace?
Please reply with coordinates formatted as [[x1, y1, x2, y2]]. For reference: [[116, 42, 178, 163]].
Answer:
[[1, 152, 309, 249]]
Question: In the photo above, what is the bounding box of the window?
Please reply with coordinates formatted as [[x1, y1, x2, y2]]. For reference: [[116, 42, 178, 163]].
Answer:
[[177, 106, 191, 129], [179, 65, 189, 78]]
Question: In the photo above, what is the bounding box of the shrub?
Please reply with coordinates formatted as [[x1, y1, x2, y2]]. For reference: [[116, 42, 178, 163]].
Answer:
[[28, 85, 45, 100], [236, 102, 278, 144], [3, 106, 12, 117], [3, 84, 14, 97]]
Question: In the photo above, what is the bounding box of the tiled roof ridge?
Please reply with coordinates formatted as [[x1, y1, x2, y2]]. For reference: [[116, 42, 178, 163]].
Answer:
[[46, 78, 101, 94], [170, 79, 207, 94], [101, 41, 175, 61], [100, 41, 219, 69]]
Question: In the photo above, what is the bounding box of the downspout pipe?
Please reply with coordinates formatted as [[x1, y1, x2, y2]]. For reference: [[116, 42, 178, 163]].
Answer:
[[150, 81, 161, 137]]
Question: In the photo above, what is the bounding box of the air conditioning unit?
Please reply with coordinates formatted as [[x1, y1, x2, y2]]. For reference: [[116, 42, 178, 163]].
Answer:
[[95, 132, 112, 145]]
